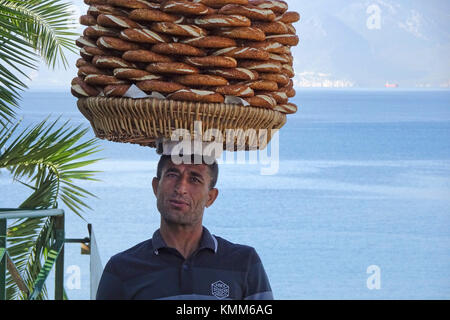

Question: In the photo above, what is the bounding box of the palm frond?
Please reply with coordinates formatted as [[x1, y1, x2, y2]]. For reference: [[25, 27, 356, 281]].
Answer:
[[5, 216, 46, 299], [0, 0, 104, 300], [0, 0, 79, 122], [2, 118, 103, 299], [0, 0, 78, 69], [0, 118, 103, 218]]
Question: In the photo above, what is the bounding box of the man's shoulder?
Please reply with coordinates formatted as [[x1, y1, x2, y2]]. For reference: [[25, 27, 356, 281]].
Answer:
[[214, 235, 253, 251], [214, 235, 260, 262]]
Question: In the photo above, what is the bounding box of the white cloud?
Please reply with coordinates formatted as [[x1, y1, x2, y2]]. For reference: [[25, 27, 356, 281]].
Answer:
[[29, 70, 39, 80], [398, 9, 427, 39], [24, 70, 39, 85], [374, 0, 400, 15], [66, 4, 81, 29]]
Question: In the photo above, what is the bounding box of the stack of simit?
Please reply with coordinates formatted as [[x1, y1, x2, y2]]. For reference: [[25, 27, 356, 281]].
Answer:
[[72, 0, 300, 115]]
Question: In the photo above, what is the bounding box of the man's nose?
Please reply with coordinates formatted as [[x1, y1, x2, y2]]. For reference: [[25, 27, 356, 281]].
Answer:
[[174, 176, 189, 194]]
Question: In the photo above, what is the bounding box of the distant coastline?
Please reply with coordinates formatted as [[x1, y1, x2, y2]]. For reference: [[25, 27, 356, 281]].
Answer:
[[295, 87, 450, 92], [26, 87, 450, 94]]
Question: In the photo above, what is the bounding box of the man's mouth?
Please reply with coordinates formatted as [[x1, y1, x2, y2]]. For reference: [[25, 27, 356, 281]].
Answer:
[[169, 199, 190, 209]]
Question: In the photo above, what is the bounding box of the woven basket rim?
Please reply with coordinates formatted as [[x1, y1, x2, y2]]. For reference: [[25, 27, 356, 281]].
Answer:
[[80, 96, 274, 107], [77, 96, 287, 150]]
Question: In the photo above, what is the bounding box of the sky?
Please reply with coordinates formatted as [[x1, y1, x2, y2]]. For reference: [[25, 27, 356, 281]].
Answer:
[[24, 0, 450, 90]]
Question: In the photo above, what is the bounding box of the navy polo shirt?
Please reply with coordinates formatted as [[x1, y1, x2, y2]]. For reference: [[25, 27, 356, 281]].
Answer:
[[96, 227, 273, 300]]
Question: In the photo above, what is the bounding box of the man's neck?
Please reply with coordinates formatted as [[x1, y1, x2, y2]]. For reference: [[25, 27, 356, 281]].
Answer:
[[159, 221, 203, 259]]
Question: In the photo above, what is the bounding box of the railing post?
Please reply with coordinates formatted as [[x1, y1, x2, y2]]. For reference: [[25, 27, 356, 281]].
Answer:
[[0, 219, 6, 300], [0, 209, 94, 300], [54, 214, 65, 300]]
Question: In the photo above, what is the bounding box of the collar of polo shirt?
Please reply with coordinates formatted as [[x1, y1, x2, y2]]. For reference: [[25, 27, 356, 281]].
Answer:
[[151, 226, 218, 256]]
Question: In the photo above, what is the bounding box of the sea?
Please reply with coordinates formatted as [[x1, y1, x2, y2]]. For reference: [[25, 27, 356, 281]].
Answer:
[[1, 89, 449, 300]]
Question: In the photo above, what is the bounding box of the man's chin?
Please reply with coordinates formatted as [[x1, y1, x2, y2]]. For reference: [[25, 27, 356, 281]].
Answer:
[[163, 211, 194, 225]]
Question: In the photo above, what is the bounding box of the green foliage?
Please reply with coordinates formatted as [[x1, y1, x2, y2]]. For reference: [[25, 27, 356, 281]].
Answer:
[[0, 0, 78, 122], [1, 119, 102, 217], [0, 0, 103, 299]]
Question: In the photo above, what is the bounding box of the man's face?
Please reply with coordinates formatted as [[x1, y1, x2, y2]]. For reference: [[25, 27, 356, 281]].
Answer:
[[152, 160, 218, 227]]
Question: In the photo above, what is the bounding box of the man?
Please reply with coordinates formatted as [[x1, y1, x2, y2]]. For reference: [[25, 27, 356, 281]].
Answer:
[[96, 154, 273, 300]]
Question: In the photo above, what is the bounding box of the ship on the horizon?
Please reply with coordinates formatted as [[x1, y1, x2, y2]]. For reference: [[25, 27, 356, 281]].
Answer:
[[385, 82, 399, 88]]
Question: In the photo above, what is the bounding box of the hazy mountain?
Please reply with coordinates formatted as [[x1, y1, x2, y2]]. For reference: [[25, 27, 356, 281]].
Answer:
[[27, 0, 449, 90], [290, 0, 450, 88]]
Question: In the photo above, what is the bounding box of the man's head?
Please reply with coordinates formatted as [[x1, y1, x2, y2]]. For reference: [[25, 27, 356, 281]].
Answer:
[[156, 155, 218, 190], [152, 155, 219, 227]]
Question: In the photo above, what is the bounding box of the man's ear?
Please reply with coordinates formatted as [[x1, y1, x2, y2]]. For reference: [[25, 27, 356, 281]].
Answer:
[[206, 188, 219, 208], [152, 177, 160, 196]]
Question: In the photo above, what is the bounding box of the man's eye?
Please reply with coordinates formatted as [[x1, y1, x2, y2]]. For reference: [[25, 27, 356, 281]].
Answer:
[[191, 177, 201, 183]]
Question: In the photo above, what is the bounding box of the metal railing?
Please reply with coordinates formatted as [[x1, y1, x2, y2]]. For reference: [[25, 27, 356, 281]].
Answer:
[[0, 208, 100, 300]]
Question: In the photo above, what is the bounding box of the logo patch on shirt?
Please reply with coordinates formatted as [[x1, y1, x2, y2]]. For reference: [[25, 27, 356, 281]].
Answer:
[[211, 280, 229, 299]]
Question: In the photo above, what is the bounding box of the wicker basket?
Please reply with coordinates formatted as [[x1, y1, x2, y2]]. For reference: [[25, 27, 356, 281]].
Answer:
[[77, 97, 286, 151]]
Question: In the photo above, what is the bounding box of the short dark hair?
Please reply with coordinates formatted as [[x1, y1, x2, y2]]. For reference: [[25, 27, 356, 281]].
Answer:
[[156, 155, 219, 189]]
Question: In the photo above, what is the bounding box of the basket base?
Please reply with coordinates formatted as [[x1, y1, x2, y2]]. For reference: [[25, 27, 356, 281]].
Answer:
[[77, 97, 286, 151]]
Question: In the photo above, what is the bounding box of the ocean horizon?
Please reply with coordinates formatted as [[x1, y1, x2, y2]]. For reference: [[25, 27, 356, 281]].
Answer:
[[1, 89, 449, 299]]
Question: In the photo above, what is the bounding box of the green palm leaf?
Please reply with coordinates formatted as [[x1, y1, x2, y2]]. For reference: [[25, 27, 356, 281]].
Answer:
[[2, 119, 103, 299], [0, 0, 78, 68], [0, 0, 104, 300], [0, 118, 103, 218], [0, 0, 78, 121]]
